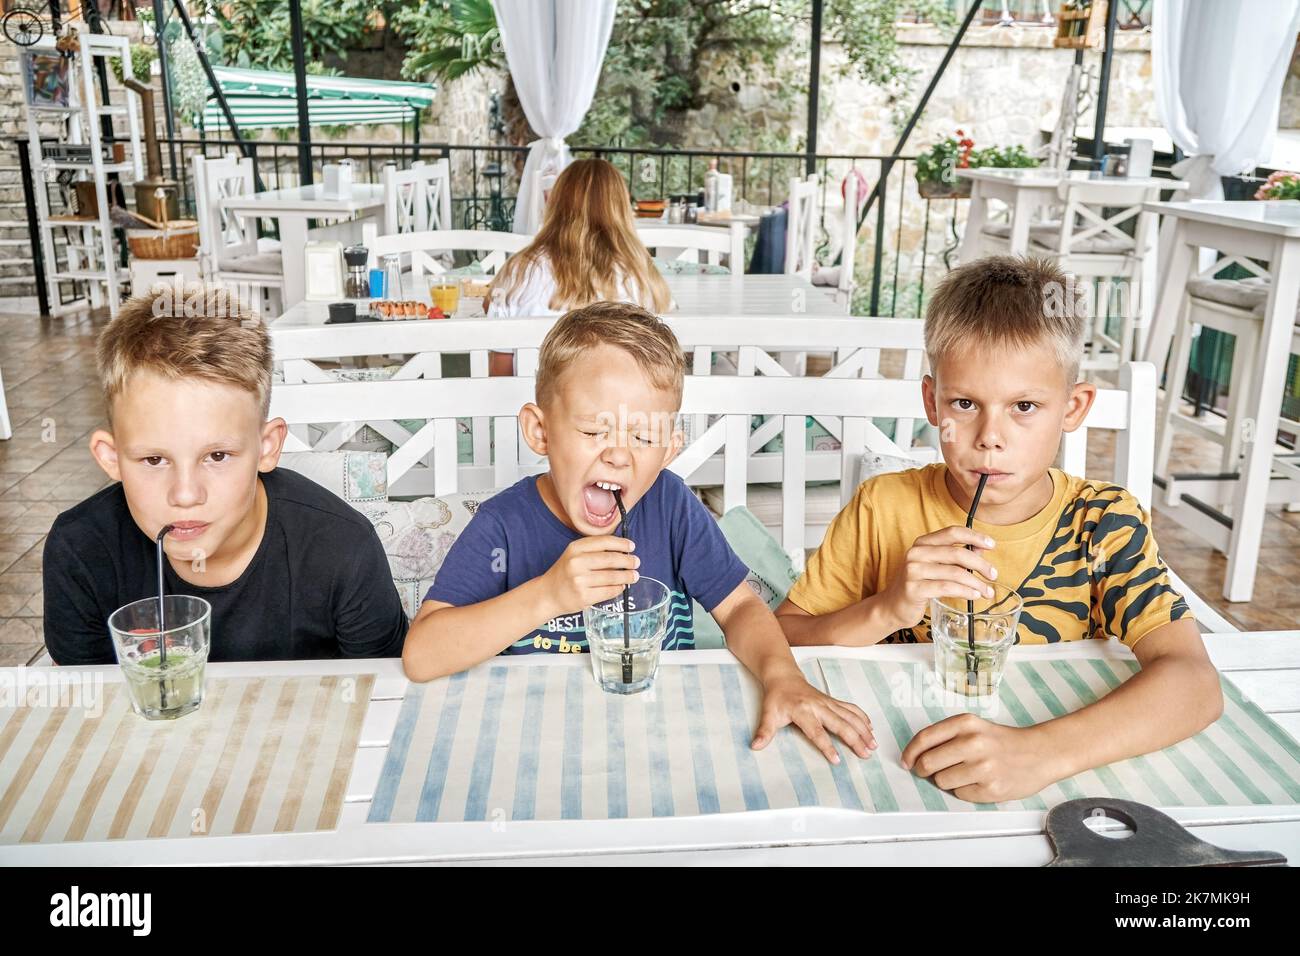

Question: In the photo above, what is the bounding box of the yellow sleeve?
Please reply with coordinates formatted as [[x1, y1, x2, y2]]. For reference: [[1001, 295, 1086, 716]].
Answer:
[[1088, 494, 1193, 648], [786, 481, 874, 616]]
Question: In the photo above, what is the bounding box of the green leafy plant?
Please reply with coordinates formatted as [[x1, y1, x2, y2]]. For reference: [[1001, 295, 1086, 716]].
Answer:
[[111, 43, 157, 85], [969, 144, 1039, 169], [1255, 171, 1300, 200], [916, 130, 1038, 190], [392, 0, 503, 82], [211, 0, 376, 71], [915, 129, 974, 185]]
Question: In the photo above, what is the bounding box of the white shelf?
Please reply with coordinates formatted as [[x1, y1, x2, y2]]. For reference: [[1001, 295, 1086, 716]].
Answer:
[[25, 21, 142, 320]]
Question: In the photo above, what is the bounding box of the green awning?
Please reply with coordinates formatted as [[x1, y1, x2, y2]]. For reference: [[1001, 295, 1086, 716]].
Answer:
[[202, 66, 436, 130]]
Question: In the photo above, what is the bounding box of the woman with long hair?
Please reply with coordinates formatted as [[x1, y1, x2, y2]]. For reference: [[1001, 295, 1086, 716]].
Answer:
[[487, 159, 672, 371]]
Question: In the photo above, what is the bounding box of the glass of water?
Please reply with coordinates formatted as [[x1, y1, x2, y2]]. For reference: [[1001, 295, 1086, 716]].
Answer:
[[108, 595, 212, 720], [583, 577, 671, 695], [930, 582, 1022, 702]]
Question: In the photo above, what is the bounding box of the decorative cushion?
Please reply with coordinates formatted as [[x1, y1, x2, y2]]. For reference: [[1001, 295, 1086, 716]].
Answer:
[[277, 451, 388, 508], [217, 250, 284, 275], [982, 220, 1132, 254], [653, 257, 731, 276], [690, 506, 801, 650], [363, 489, 501, 620], [858, 450, 922, 485], [1186, 276, 1271, 316], [699, 482, 848, 532]]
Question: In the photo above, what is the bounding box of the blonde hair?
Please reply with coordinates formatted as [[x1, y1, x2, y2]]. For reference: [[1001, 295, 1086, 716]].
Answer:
[[490, 158, 673, 313], [535, 302, 685, 409], [97, 284, 273, 421], [924, 255, 1088, 384]]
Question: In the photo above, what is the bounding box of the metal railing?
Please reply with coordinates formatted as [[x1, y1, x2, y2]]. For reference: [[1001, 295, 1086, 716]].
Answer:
[[157, 136, 940, 316], [928, 0, 1151, 28]]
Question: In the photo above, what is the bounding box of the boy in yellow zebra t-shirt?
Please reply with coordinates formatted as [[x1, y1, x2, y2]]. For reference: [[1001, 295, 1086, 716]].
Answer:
[[776, 255, 1223, 803]]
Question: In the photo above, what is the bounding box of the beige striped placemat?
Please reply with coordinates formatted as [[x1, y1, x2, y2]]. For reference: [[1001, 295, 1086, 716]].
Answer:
[[0, 674, 372, 844]]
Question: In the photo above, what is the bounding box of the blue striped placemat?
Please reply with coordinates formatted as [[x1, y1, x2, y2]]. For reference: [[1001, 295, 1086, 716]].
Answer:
[[366, 658, 1300, 822]]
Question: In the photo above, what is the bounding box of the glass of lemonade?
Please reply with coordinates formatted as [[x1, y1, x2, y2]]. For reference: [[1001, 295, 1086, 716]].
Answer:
[[929, 582, 1022, 703], [583, 577, 671, 695], [429, 277, 461, 315], [108, 595, 212, 720]]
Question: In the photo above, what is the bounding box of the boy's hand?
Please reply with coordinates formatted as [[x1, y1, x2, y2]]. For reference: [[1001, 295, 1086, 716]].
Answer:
[[752, 671, 876, 764], [878, 526, 998, 631], [901, 713, 1056, 803], [540, 536, 639, 614]]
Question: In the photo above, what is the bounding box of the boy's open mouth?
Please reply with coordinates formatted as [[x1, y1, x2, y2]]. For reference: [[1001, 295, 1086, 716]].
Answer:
[[970, 468, 1012, 485], [581, 480, 623, 528]]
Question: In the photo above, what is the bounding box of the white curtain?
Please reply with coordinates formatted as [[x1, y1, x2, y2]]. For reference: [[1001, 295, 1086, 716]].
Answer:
[[1154, 0, 1300, 201], [493, 0, 618, 234]]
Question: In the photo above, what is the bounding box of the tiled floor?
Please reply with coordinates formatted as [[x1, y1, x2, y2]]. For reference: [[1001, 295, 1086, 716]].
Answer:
[[0, 303, 1295, 666]]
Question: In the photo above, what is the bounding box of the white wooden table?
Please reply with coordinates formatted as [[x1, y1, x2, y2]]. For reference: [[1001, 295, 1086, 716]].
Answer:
[[270, 272, 844, 329], [4, 635, 1297, 866], [1143, 200, 1300, 602], [956, 167, 1184, 262], [220, 183, 385, 306]]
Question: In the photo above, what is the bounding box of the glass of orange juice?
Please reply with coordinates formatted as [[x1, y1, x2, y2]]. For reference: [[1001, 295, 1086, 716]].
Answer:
[[429, 278, 461, 316]]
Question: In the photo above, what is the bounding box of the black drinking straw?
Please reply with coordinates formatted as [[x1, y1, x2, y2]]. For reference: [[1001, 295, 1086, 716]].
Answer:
[[612, 490, 633, 684], [964, 473, 990, 690], [155, 524, 174, 708]]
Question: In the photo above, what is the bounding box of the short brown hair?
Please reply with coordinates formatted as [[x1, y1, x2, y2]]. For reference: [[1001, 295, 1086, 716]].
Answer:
[[924, 255, 1088, 384], [97, 284, 273, 420], [535, 302, 685, 409]]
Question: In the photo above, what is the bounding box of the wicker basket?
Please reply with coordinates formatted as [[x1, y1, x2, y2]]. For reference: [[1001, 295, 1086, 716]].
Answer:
[[126, 221, 199, 260]]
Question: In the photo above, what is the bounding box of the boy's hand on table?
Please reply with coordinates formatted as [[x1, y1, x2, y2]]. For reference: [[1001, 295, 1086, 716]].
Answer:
[[752, 670, 877, 764], [901, 713, 1056, 803], [540, 536, 640, 614], [878, 527, 999, 630]]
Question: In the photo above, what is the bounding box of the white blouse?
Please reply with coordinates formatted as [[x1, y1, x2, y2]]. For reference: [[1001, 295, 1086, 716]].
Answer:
[[487, 254, 649, 318]]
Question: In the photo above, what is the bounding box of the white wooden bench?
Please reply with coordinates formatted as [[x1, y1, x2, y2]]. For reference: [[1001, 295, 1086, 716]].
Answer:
[[270, 362, 1158, 565]]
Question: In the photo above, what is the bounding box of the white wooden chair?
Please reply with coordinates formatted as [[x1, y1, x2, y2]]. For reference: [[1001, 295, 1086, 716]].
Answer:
[[192, 154, 285, 317], [360, 226, 529, 283], [272, 316, 934, 493], [784, 173, 819, 281], [382, 159, 453, 235], [1152, 269, 1300, 556], [636, 223, 746, 274], [981, 178, 1163, 373], [269, 332, 1158, 569]]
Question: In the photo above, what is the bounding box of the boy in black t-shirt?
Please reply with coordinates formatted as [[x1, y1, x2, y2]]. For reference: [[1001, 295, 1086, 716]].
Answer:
[[42, 284, 407, 664]]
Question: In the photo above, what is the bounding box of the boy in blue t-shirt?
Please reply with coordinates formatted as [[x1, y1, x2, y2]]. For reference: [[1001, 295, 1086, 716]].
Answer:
[[403, 303, 876, 763]]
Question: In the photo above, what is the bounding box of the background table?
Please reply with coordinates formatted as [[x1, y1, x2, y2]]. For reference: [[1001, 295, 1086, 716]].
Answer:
[[4, 635, 1296, 865], [220, 183, 385, 306], [956, 167, 1185, 262]]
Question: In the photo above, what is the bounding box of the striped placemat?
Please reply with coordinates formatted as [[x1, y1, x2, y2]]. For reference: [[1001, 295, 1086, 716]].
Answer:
[[0, 675, 373, 844], [367, 658, 1300, 822]]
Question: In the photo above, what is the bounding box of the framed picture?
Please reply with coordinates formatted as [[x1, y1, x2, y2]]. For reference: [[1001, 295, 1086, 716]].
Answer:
[[22, 51, 72, 110]]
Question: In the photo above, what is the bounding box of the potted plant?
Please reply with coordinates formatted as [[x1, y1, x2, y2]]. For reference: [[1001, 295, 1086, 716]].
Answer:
[[915, 130, 1040, 199], [916, 129, 975, 199], [1254, 170, 1300, 200]]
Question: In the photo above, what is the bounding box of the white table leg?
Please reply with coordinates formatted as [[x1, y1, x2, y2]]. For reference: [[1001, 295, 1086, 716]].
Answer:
[[1224, 238, 1300, 602], [1008, 196, 1035, 256], [1137, 222, 1159, 360], [1142, 219, 1196, 369], [957, 186, 987, 264], [278, 215, 310, 307]]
